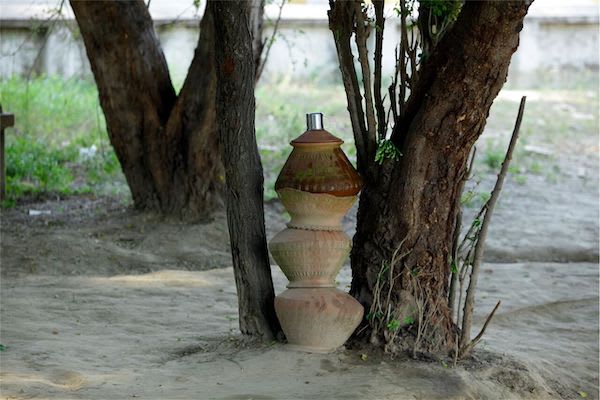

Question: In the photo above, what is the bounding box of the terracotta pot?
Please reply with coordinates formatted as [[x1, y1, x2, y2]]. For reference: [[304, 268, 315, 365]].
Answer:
[[275, 287, 364, 353], [270, 113, 364, 354], [277, 188, 357, 231], [269, 228, 351, 287], [275, 113, 362, 197]]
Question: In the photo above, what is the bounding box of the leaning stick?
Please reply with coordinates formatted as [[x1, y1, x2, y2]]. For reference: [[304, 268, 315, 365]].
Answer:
[[459, 97, 527, 355], [460, 300, 502, 356]]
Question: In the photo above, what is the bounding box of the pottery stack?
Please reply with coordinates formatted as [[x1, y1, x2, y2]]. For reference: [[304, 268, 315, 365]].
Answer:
[[269, 112, 364, 353]]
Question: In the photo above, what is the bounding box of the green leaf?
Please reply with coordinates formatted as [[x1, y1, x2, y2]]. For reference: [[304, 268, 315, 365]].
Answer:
[[403, 316, 415, 325], [450, 261, 458, 274], [386, 319, 400, 331], [375, 140, 402, 165]]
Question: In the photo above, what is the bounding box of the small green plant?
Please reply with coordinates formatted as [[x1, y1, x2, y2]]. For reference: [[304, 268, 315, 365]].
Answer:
[[529, 160, 542, 175], [375, 139, 402, 165], [514, 174, 527, 185], [450, 260, 458, 274], [386, 319, 400, 331], [483, 147, 505, 170], [1, 76, 126, 203]]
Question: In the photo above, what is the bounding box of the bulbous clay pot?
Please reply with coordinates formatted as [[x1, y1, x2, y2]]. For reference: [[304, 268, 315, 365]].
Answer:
[[277, 188, 357, 231], [269, 228, 351, 287], [275, 287, 364, 353], [275, 115, 362, 197]]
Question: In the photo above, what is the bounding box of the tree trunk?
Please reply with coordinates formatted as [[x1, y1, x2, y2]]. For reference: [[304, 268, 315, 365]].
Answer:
[[329, 1, 531, 353], [211, 0, 280, 339], [71, 0, 223, 218]]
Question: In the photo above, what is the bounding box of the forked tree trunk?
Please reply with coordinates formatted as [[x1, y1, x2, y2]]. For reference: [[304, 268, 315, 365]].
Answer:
[[330, 1, 531, 352], [211, 0, 281, 339], [71, 1, 222, 218]]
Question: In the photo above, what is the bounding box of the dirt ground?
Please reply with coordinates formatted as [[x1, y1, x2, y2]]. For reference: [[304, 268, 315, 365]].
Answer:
[[1, 103, 599, 398]]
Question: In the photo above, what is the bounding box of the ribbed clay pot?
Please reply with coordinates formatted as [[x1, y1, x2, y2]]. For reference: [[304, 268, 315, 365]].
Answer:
[[275, 119, 361, 198], [269, 228, 351, 287], [278, 188, 357, 231], [275, 287, 364, 353]]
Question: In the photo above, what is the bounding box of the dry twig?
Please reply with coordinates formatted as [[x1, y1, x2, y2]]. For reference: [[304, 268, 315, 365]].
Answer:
[[459, 96, 527, 357]]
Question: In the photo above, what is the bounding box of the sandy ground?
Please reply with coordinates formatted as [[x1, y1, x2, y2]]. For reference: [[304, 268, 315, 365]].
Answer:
[[0, 262, 597, 400], [1, 133, 599, 399]]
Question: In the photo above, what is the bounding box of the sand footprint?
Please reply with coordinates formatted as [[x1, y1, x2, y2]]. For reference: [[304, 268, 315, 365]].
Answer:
[[48, 369, 87, 390]]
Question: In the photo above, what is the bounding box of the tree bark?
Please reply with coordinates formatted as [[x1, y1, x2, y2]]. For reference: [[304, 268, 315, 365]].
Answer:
[[211, 0, 280, 339], [333, 1, 531, 352], [71, 0, 223, 218]]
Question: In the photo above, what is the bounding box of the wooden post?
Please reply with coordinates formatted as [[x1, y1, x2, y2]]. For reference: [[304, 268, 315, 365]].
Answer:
[[0, 108, 15, 201]]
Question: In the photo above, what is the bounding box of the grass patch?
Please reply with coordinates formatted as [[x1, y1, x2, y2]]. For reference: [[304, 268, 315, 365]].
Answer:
[[0, 75, 126, 205], [0, 70, 597, 205]]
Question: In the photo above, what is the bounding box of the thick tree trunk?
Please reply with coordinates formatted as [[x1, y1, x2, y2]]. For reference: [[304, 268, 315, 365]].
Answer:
[[334, 1, 531, 352], [71, 0, 222, 218], [211, 0, 280, 339]]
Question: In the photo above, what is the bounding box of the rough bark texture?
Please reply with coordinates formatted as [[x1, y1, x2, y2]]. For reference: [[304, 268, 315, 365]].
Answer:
[[71, 0, 222, 218], [211, 0, 280, 339], [330, 1, 531, 352]]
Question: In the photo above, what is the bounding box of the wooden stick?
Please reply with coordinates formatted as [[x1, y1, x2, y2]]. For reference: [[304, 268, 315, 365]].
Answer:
[[328, 1, 369, 170], [449, 147, 476, 316], [255, 0, 286, 83], [460, 300, 501, 356], [459, 96, 527, 354]]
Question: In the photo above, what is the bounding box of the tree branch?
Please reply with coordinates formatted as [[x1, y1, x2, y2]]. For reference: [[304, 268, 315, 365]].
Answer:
[[448, 147, 476, 316], [328, 1, 369, 173], [391, 2, 530, 149], [373, 0, 386, 141], [255, 0, 286, 83], [353, 1, 377, 163], [459, 96, 527, 356], [460, 300, 501, 356]]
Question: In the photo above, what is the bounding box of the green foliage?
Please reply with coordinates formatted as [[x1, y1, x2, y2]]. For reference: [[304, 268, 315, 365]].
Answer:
[[386, 319, 401, 331], [450, 260, 458, 274], [1, 76, 105, 145], [6, 136, 75, 196], [483, 147, 505, 170], [421, 0, 462, 22], [393, 0, 417, 18], [460, 189, 489, 209], [375, 139, 402, 165], [0, 76, 125, 203], [514, 174, 527, 185]]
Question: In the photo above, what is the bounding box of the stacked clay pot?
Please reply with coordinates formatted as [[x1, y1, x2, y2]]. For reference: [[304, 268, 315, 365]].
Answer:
[[269, 112, 364, 353]]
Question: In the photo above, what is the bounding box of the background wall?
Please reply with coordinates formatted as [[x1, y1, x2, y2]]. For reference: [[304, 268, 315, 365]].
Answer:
[[0, 0, 598, 84]]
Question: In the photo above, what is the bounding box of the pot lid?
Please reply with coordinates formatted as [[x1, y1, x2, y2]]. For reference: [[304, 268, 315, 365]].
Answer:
[[291, 113, 343, 145]]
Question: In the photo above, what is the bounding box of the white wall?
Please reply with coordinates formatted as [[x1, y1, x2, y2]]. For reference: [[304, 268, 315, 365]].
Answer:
[[0, 1, 598, 82]]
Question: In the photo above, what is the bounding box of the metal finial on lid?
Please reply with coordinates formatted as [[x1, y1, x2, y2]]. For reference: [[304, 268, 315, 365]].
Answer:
[[306, 113, 324, 130]]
